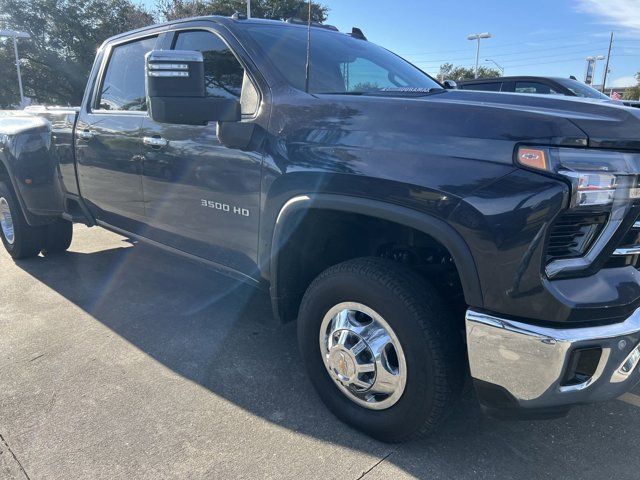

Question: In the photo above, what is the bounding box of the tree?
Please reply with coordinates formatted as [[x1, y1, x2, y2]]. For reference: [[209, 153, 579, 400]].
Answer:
[[437, 63, 500, 82], [0, 39, 19, 108], [0, 0, 154, 107], [623, 72, 640, 101], [158, 0, 329, 23]]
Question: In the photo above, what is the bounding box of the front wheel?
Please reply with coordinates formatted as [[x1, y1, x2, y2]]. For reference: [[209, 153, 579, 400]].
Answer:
[[0, 181, 44, 259], [298, 257, 465, 442]]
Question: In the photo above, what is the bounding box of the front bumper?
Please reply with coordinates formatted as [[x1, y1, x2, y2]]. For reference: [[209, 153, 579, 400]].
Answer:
[[466, 308, 640, 417]]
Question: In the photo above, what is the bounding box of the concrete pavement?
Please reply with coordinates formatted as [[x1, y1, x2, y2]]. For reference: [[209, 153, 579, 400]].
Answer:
[[1, 225, 639, 479]]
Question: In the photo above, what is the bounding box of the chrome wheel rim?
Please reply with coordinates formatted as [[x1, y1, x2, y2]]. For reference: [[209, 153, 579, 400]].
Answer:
[[319, 302, 407, 410], [0, 197, 14, 245]]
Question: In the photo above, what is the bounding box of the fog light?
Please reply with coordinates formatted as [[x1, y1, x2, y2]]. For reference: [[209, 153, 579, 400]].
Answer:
[[619, 345, 640, 375]]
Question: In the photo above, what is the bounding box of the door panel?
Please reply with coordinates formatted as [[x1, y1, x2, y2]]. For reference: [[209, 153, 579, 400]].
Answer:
[[75, 35, 157, 232], [76, 113, 145, 231], [140, 29, 262, 276], [140, 120, 262, 275]]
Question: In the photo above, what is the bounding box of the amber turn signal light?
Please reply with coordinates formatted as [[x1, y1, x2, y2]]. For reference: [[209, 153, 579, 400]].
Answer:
[[518, 148, 548, 171]]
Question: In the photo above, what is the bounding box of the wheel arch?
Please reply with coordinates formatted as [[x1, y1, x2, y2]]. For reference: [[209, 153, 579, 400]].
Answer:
[[0, 158, 25, 215], [0, 156, 56, 226], [269, 194, 483, 322]]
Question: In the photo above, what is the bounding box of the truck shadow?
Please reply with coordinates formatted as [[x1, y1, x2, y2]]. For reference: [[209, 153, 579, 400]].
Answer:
[[14, 233, 640, 479]]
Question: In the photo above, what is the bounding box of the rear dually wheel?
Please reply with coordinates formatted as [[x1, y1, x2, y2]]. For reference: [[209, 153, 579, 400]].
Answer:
[[0, 181, 44, 259]]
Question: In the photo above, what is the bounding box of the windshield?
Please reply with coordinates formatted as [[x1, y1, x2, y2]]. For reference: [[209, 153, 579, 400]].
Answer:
[[556, 78, 610, 100], [243, 24, 441, 94]]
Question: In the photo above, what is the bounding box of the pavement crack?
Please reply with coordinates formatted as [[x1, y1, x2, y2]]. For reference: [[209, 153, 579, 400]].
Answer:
[[0, 432, 31, 480], [356, 451, 394, 479]]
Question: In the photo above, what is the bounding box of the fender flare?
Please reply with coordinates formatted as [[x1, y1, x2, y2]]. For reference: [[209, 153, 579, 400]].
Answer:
[[0, 152, 56, 226], [269, 194, 483, 320], [0, 156, 29, 221]]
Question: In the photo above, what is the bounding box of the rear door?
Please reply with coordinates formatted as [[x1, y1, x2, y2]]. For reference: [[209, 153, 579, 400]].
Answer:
[[76, 35, 158, 232], [139, 28, 263, 276]]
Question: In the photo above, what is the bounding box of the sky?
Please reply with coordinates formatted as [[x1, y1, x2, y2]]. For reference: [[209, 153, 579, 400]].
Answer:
[[315, 0, 640, 88], [140, 0, 640, 88]]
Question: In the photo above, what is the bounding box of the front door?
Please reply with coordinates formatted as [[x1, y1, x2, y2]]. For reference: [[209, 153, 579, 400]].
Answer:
[[76, 35, 158, 232], [140, 29, 263, 276]]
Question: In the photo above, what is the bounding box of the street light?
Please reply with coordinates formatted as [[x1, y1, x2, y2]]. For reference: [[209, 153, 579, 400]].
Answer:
[[586, 55, 605, 87], [0, 30, 30, 107], [485, 59, 504, 76], [467, 32, 492, 79]]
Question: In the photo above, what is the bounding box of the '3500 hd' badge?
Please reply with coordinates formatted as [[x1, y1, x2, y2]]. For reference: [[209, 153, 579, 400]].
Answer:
[[201, 199, 250, 217]]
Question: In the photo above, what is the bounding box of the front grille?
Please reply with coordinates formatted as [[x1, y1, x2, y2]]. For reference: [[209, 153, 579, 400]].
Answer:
[[547, 212, 608, 261]]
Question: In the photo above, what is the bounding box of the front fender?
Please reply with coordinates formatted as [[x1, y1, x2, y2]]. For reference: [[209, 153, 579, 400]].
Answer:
[[267, 193, 483, 318]]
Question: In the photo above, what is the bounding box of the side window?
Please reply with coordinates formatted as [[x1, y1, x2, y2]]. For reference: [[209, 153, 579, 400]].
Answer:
[[174, 31, 244, 100], [461, 82, 502, 92], [97, 36, 157, 111], [515, 82, 558, 95]]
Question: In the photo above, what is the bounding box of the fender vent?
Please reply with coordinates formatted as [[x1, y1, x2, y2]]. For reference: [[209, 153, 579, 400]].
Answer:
[[546, 212, 607, 261]]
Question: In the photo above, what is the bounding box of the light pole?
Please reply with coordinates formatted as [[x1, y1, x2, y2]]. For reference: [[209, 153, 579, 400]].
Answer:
[[586, 55, 605, 86], [467, 32, 492, 78], [0, 30, 30, 107], [247, 0, 251, 18], [601, 32, 614, 92], [485, 59, 504, 76]]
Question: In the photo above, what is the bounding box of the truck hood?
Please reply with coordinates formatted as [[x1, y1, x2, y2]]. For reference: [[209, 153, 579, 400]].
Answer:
[[431, 90, 640, 150]]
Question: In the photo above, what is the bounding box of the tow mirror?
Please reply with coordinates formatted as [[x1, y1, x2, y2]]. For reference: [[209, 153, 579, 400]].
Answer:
[[443, 80, 457, 90], [145, 50, 241, 126]]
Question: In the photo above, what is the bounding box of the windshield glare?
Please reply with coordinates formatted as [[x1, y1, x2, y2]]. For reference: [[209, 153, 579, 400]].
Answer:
[[244, 25, 441, 94]]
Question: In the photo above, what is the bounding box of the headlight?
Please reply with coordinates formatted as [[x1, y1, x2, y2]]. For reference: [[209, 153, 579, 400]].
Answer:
[[517, 147, 640, 208], [517, 147, 640, 278]]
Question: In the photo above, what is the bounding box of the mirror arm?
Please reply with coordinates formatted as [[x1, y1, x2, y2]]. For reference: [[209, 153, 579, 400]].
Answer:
[[216, 122, 262, 151]]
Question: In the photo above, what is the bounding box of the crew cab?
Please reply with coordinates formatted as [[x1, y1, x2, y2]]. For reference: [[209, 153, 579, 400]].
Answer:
[[1, 16, 640, 442]]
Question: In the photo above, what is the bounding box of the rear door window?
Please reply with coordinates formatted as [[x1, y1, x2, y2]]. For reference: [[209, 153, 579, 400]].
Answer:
[[461, 82, 502, 92], [515, 82, 559, 95], [97, 36, 158, 111]]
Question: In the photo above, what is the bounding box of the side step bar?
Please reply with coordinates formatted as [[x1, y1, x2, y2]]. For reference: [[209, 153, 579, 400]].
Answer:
[[63, 195, 96, 226]]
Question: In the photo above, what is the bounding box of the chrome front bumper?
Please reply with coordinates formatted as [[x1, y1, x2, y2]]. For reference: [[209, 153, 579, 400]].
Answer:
[[466, 309, 640, 412]]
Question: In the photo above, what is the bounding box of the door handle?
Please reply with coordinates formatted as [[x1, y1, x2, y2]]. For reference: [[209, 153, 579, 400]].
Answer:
[[78, 129, 94, 140], [143, 136, 168, 148]]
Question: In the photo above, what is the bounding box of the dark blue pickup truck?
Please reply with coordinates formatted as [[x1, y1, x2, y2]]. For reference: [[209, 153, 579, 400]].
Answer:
[[2, 15, 640, 442]]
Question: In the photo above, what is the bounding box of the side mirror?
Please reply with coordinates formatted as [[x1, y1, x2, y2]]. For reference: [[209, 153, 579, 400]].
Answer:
[[145, 50, 241, 126], [443, 80, 458, 90]]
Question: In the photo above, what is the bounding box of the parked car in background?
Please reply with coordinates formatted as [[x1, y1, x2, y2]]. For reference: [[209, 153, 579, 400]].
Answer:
[[457, 75, 627, 102]]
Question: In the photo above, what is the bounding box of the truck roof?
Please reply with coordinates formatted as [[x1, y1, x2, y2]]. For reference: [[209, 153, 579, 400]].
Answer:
[[101, 15, 341, 48]]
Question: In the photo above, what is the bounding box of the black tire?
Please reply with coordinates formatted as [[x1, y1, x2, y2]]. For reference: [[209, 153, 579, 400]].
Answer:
[[41, 220, 73, 255], [0, 181, 44, 259], [298, 257, 465, 442]]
